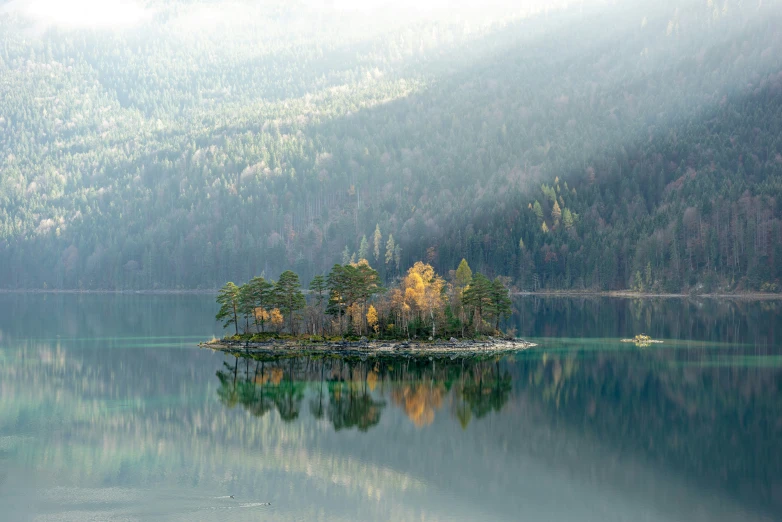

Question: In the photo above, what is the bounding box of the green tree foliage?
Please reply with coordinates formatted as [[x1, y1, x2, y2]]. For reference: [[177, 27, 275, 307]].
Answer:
[[533, 201, 544, 221], [490, 278, 513, 330], [215, 282, 241, 335], [274, 271, 306, 334], [358, 235, 369, 262], [2, 1, 781, 294], [463, 274, 495, 333], [326, 261, 383, 335], [455, 258, 473, 290], [246, 276, 274, 331], [385, 235, 396, 269], [562, 208, 574, 230], [373, 225, 382, 263]]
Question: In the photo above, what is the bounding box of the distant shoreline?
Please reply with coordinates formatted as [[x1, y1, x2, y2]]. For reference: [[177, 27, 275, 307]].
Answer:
[[514, 291, 782, 300], [0, 289, 216, 295]]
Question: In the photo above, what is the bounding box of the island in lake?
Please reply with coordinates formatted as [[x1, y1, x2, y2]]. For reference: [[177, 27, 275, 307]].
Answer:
[[205, 258, 535, 354]]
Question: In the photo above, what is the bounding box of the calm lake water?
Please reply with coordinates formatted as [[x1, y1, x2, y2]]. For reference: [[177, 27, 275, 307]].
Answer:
[[0, 294, 780, 521]]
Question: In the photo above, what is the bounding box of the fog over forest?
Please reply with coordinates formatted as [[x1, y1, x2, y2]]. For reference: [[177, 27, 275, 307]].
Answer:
[[1, 0, 781, 292]]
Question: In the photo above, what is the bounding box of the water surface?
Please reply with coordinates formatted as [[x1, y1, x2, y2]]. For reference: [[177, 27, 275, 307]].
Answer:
[[0, 294, 780, 521]]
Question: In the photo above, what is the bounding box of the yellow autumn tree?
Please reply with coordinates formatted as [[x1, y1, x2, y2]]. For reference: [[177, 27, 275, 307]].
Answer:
[[402, 261, 446, 338], [366, 305, 379, 334], [347, 303, 363, 334], [552, 200, 562, 222], [270, 308, 284, 332], [389, 287, 410, 336]]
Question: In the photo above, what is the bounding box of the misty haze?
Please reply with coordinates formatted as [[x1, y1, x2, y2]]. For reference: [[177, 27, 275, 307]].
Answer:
[[1, 1, 781, 521]]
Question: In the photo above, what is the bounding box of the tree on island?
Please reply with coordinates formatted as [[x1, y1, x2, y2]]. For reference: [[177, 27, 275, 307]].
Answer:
[[463, 274, 493, 332], [216, 282, 241, 335], [308, 274, 328, 335], [401, 261, 445, 339], [490, 277, 513, 330], [246, 276, 275, 332], [326, 260, 383, 335], [453, 258, 473, 337], [274, 270, 306, 334], [216, 258, 513, 339]]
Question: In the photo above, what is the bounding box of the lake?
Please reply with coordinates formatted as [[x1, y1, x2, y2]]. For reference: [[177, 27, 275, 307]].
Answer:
[[0, 294, 780, 521]]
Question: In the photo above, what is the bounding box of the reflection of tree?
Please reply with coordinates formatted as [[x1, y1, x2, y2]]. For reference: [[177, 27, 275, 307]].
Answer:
[[391, 384, 444, 427], [455, 361, 512, 424], [216, 359, 239, 409], [328, 383, 385, 432], [217, 357, 304, 422], [216, 352, 513, 432]]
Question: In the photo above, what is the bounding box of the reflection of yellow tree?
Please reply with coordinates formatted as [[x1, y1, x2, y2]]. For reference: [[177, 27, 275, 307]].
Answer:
[[391, 384, 444, 427], [366, 370, 378, 391]]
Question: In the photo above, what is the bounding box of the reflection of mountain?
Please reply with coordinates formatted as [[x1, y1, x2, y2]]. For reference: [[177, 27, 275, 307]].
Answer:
[[513, 297, 780, 348], [215, 353, 513, 432], [513, 344, 782, 515]]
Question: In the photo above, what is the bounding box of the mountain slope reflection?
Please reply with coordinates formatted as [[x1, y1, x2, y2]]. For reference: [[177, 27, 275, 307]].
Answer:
[[216, 353, 512, 431]]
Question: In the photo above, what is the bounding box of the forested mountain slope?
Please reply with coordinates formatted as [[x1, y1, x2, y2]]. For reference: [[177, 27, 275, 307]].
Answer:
[[1, 0, 780, 291]]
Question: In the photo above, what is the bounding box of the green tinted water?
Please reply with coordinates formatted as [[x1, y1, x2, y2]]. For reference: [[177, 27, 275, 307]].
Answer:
[[0, 294, 779, 521]]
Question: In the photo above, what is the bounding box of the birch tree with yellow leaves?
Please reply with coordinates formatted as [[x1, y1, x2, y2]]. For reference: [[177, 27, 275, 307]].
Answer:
[[402, 262, 446, 339]]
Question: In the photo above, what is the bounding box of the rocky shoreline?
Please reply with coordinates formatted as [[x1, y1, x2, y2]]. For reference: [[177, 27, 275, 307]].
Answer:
[[201, 337, 536, 357]]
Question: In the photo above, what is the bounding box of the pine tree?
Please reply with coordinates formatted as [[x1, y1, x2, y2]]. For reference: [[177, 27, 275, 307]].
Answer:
[[237, 283, 255, 333], [358, 235, 369, 261], [490, 277, 513, 331], [563, 208, 574, 229], [216, 282, 241, 335], [533, 200, 544, 220], [245, 276, 274, 331], [373, 224, 382, 262], [309, 274, 328, 334], [273, 271, 306, 334], [463, 274, 494, 333], [385, 234, 396, 268]]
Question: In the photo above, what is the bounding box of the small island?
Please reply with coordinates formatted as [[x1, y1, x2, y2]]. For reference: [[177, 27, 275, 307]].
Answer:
[[204, 258, 536, 355], [621, 334, 664, 347]]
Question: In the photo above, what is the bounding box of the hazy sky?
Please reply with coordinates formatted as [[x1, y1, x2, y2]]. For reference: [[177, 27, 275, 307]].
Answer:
[[4, 0, 151, 29], [2, 0, 581, 31]]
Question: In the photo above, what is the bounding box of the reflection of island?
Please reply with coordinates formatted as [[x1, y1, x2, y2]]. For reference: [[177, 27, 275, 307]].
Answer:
[[215, 354, 513, 431]]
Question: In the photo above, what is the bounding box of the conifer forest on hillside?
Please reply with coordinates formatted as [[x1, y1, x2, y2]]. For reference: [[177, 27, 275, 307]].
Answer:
[[2, 0, 781, 293]]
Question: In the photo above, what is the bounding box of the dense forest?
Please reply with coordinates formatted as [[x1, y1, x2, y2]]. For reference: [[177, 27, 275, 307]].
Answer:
[[1, 0, 781, 292]]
